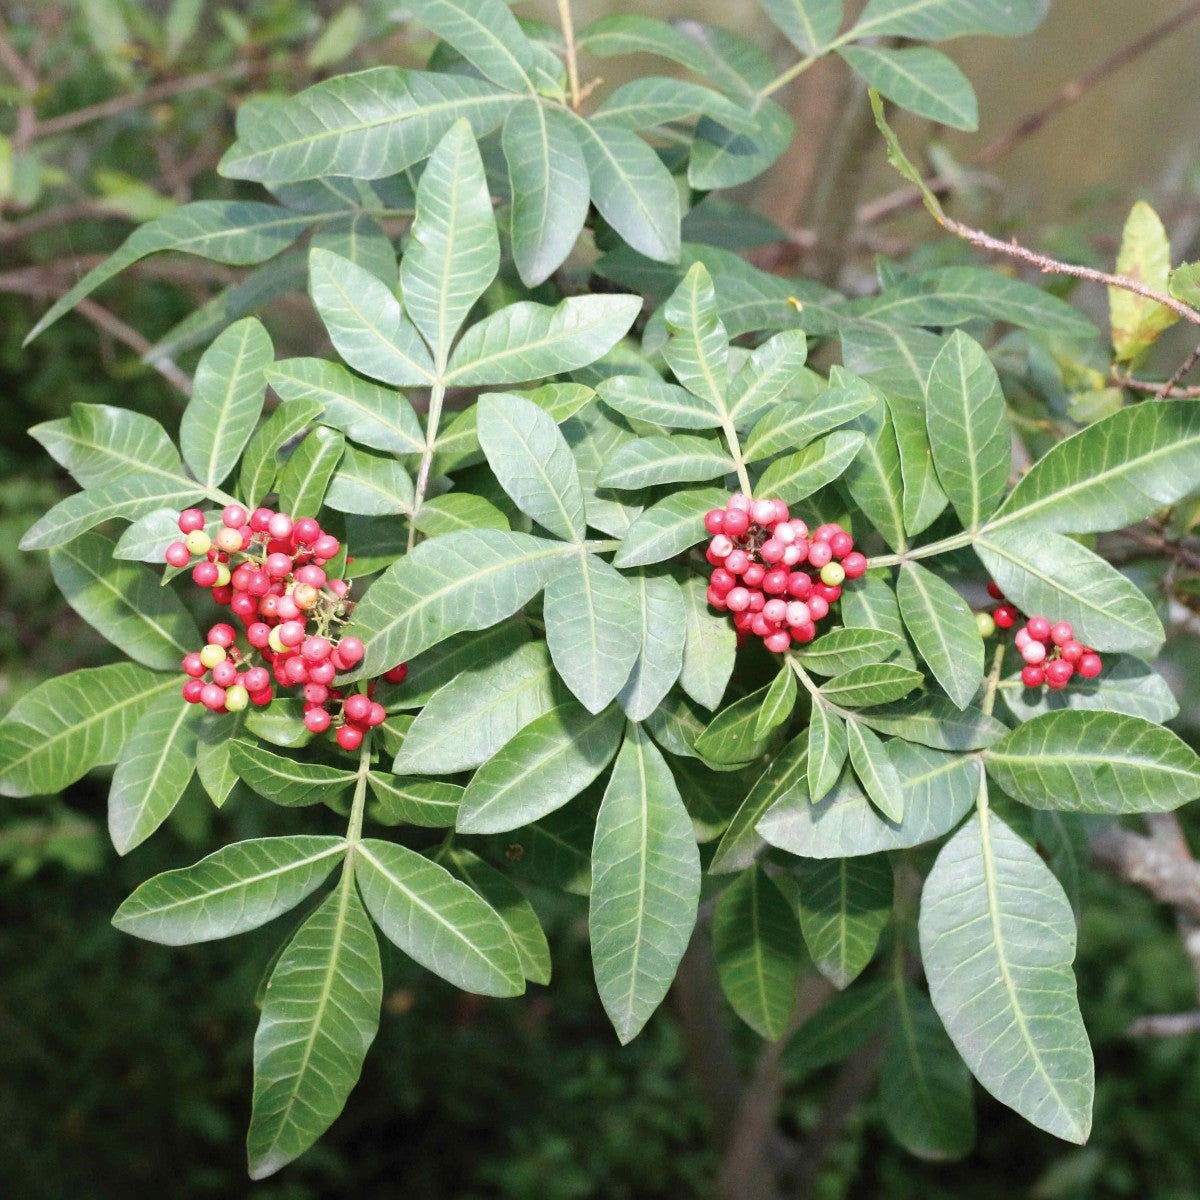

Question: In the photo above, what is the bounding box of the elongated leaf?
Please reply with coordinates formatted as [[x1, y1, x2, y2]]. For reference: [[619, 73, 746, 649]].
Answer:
[[28, 201, 312, 342], [984, 710, 1200, 814], [882, 982, 976, 1161], [246, 881, 381, 1179], [356, 837, 524, 995], [277, 425, 345, 518], [755, 664, 798, 742], [1001, 655, 1178, 725], [695, 685, 775, 766], [180, 318, 272, 489], [32, 403, 182, 491], [195, 716, 240, 807], [820, 663, 922, 708], [919, 805, 1093, 1143], [758, 742, 981, 858], [446, 294, 640, 386], [413, 492, 508, 536], [783, 979, 892, 1073], [457, 701, 624, 833], [713, 866, 803, 1038], [709, 735, 808, 873], [401, 120, 499, 361], [394, 641, 558, 775], [725, 329, 811, 430], [990, 401, 1200, 536], [590, 724, 700, 1043], [503, 101, 589, 287], [618, 573, 687, 722], [309, 247, 435, 386], [897, 562, 983, 710], [311, 211, 397, 285], [385, 621, 531, 710], [598, 435, 733, 489], [367, 773, 462, 828], [975, 527, 1164, 656], [851, 0, 1047, 40], [925, 331, 1010, 529], [267, 358, 424, 455], [613, 486, 729, 568], [857, 697, 1005, 750], [406, 0, 534, 91], [544, 552, 641, 712], [350, 529, 571, 679], [840, 45, 977, 129], [842, 391, 906, 552], [597, 375, 725, 430], [477, 392, 586, 541], [846, 720, 904, 822], [661, 263, 729, 414], [1110, 200, 1178, 362], [113, 836, 347, 945], [755, 430, 865, 505], [592, 76, 756, 132], [794, 855, 892, 989], [326, 445, 413, 515], [840, 572, 917, 670], [446, 848, 551, 986], [229, 735, 354, 803], [743, 368, 874, 460], [798, 627, 906, 677], [50, 532, 198, 670], [238, 397, 324, 505], [0, 664, 176, 798], [108, 691, 200, 854], [760, 0, 843, 52], [678, 573, 736, 710], [220, 68, 517, 184]]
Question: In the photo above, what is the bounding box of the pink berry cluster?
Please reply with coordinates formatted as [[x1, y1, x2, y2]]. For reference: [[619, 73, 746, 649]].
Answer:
[[168, 504, 406, 749], [703, 493, 867, 653], [985, 582, 1103, 691]]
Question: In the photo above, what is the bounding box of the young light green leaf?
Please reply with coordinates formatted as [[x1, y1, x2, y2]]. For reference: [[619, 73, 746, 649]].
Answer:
[[276, 425, 345, 518], [678, 573, 736, 711], [50, 531, 198, 670], [367, 773, 462, 828], [882, 982, 976, 1161], [350, 530, 571, 679], [846, 720, 904, 822], [758, 742, 981, 858], [477, 391, 586, 541], [896, 562, 983, 710], [742, 368, 874, 460], [984, 710, 1200, 814], [712, 865, 804, 1039], [308, 247, 435, 386], [760, 0, 843, 52], [446, 848, 551, 986], [590, 723, 700, 1043], [113, 836, 347, 945], [925, 330, 1010, 530], [457, 701, 624, 834], [919, 805, 1093, 1144], [976, 527, 1164, 656], [179, 318, 272, 489], [246, 881, 381, 1179], [405, 0, 535, 91], [819, 663, 922, 708], [597, 435, 733, 489], [325, 445, 413, 515], [793, 855, 892, 989], [755, 430, 865, 505], [393, 641, 558, 775], [709, 735, 808, 874], [798, 627, 906, 677], [596, 375, 725, 430], [618, 573, 687, 722], [446, 294, 640, 386], [108, 691, 201, 855], [613, 486, 729, 568], [401, 120, 499, 361], [989, 401, 1200, 536], [1110, 200, 1178, 362], [0, 664, 176, 798], [229, 740, 358, 807], [840, 45, 977, 129], [267, 358, 424, 455], [754, 664, 798, 742], [807, 700, 848, 804]]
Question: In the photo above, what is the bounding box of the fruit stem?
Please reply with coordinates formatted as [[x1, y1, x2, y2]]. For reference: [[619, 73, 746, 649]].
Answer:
[[345, 731, 373, 848]]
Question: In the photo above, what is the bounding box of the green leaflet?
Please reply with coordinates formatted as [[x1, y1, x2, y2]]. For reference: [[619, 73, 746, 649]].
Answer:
[[276, 425, 345, 518], [839, 45, 977, 130], [325, 446, 414, 516], [846, 720, 904, 822], [367, 773, 463, 828], [896, 562, 983, 710], [807, 701, 848, 804], [590, 724, 700, 1043], [229, 740, 358, 808], [618, 572, 687, 722]]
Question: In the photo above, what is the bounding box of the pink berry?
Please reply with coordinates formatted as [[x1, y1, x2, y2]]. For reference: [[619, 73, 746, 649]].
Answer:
[[165, 541, 190, 567], [294, 564, 327, 587], [249, 507, 274, 532], [808, 541, 833, 569], [336, 637, 364, 666], [743, 564, 765, 588], [792, 621, 816, 644], [212, 660, 238, 688], [367, 702, 386, 727], [763, 569, 789, 595], [212, 584, 233, 606], [308, 659, 336, 685], [829, 531, 854, 558], [747, 590, 765, 612], [249, 687, 274, 706], [246, 622, 271, 649], [771, 500, 790, 524], [267, 512, 294, 540], [1021, 641, 1047, 665], [1060, 640, 1085, 664], [1026, 616, 1051, 642], [815, 583, 841, 603], [781, 544, 804, 566], [842, 552, 868, 580], [275, 595, 301, 622], [336, 725, 363, 750], [301, 636, 331, 663], [182, 679, 205, 704], [207, 623, 236, 648], [727, 493, 752, 514], [192, 562, 219, 588], [343, 693, 372, 724], [182, 653, 205, 678], [305, 707, 332, 733], [278, 621, 306, 647], [710, 569, 735, 594], [808, 595, 830, 621], [1046, 660, 1075, 687], [294, 517, 322, 544], [246, 570, 271, 597], [764, 630, 791, 653], [1078, 653, 1103, 679], [221, 504, 248, 529], [760, 539, 784, 564], [763, 599, 787, 623], [751, 499, 776, 526], [786, 572, 813, 599], [725, 549, 750, 575], [385, 664, 408, 685], [723, 509, 750, 538], [1015, 628, 1032, 650], [304, 683, 330, 705], [707, 586, 727, 609], [710, 534, 735, 559], [284, 657, 310, 685], [244, 667, 270, 693], [1050, 621, 1074, 646], [750, 613, 772, 638], [726, 587, 751, 612], [704, 509, 726, 535], [328, 579, 350, 599], [265, 552, 293, 579], [313, 534, 340, 560], [200, 683, 226, 710], [231, 592, 256, 619], [993, 604, 1018, 629], [1021, 665, 1046, 688], [178, 509, 205, 534], [786, 601, 811, 627]]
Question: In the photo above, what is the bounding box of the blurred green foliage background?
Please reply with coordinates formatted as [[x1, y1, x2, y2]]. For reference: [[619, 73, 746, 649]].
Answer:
[[4, 2, 1200, 1196]]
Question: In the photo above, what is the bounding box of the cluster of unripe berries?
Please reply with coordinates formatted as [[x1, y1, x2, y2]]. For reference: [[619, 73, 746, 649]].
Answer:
[[703, 494, 867, 652], [977, 582, 1103, 691], [168, 504, 405, 749]]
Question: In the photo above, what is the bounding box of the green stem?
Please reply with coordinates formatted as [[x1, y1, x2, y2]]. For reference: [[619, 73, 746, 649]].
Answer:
[[759, 30, 855, 100], [786, 653, 855, 723], [345, 732, 373, 848], [980, 641, 1007, 719], [719, 417, 753, 496], [407, 377, 447, 551], [866, 530, 975, 570]]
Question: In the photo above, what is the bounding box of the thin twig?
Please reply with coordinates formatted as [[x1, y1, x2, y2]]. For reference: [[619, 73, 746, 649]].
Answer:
[[1155, 343, 1200, 399], [1112, 369, 1200, 399], [556, 0, 582, 112], [858, 0, 1200, 226], [0, 16, 38, 150], [0, 201, 125, 245], [75, 299, 193, 395], [1129, 1011, 1200, 1037]]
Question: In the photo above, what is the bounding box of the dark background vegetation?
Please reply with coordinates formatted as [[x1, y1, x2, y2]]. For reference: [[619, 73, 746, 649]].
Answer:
[[4, 2, 1200, 1196]]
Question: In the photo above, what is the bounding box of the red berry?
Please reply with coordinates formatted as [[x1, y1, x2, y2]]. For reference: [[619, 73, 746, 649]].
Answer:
[[1046, 660, 1075, 688], [763, 568, 789, 595], [212, 585, 234, 606], [178, 509, 205, 534], [986, 580, 1005, 600], [246, 622, 271, 649], [815, 583, 841, 603], [993, 604, 1018, 629], [704, 509, 726, 535], [385, 663, 408, 685], [301, 636, 331, 662], [294, 517, 322, 544], [709, 569, 736, 594], [1060, 640, 1085, 663], [841, 552, 868, 580], [304, 707, 332, 733], [265, 552, 293, 579], [207, 623, 236, 648], [743, 564, 765, 588], [1026, 616, 1052, 642], [763, 599, 788, 623], [760, 539, 785, 564], [727, 493, 752, 514], [786, 572, 813, 599], [283, 657, 309, 685], [1021, 665, 1046, 688], [829, 531, 854, 558], [725, 549, 750, 575], [709, 534, 733, 559], [367, 702, 386, 727], [246, 569, 271, 597], [1078, 653, 1102, 679], [294, 564, 327, 588], [750, 613, 773, 638], [726, 587, 751, 613], [328, 578, 349, 599], [786, 600, 811, 627], [165, 541, 190, 568], [723, 509, 750, 538], [747, 590, 765, 612], [308, 659, 336, 685], [751, 498, 776, 526], [182, 679, 205, 704], [182, 653, 205, 678], [764, 630, 791, 653], [267, 512, 294, 540], [249, 687, 274, 706], [192, 561, 219, 588], [336, 725, 363, 751], [231, 592, 257, 619], [792, 621, 816, 643], [336, 637, 364, 666], [249, 507, 274, 532], [278, 621, 306, 647], [808, 595, 830, 621], [1021, 641, 1047, 665], [212, 660, 238, 688], [244, 667, 270, 693], [344, 694, 372, 723], [258, 594, 281, 620], [275, 595, 301, 622], [808, 541, 833, 569], [313, 534, 340, 560], [1049, 621, 1074, 646], [200, 683, 226, 710]]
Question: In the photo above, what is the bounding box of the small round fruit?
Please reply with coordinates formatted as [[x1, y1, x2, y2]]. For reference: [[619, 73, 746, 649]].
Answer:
[[820, 562, 846, 587], [200, 682, 226, 710], [385, 663, 408, 685], [723, 509, 750, 538], [294, 517, 321, 545], [1021, 665, 1046, 688], [184, 530, 212, 556], [725, 549, 750, 575], [1026, 616, 1052, 642], [762, 568, 789, 595], [265, 552, 293, 579], [165, 541, 191, 567], [267, 512, 294, 540], [786, 572, 813, 599], [268, 627, 287, 654], [1060, 640, 1085, 663], [249, 507, 274, 532], [763, 599, 787, 623], [1045, 660, 1075, 688], [993, 604, 1018, 629], [841, 552, 868, 580], [244, 667, 271, 694], [337, 637, 364, 667], [367, 702, 386, 727], [182, 653, 205, 678], [975, 611, 997, 638], [742, 563, 766, 588], [246, 622, 271, 649], [192, 561, 219, 588], [751, 498, 777, 526], [986, 580, 1005, 600], [829, 531, 854, 558], [808, 595, 830, 621], [301, 636, 331, 662], [807, 541, 833, 569], [224, 684, 250, 712], [308, 660, 336, 685], [704, 509, 726, 535], [763, 630, 791, 653], [278, 620, 306, 647], [344, 694, 372, 723], [305, 707, 332, 733], [211, 660, 238, 688], [312, 534, 340, 560], [199, 643, 227, 669], [1050, 621, 1074, 646], [1021, 641, 1047, 665], [336, 724, 363, 751], [207, 623, 236, 648], [215, 527, 243, 554], [1078, 652, 1103, 679], [182, 679, 205, 704]]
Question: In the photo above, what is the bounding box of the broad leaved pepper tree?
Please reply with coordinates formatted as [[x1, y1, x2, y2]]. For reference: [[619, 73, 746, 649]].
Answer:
[[5, 0, 1200, 1181]]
